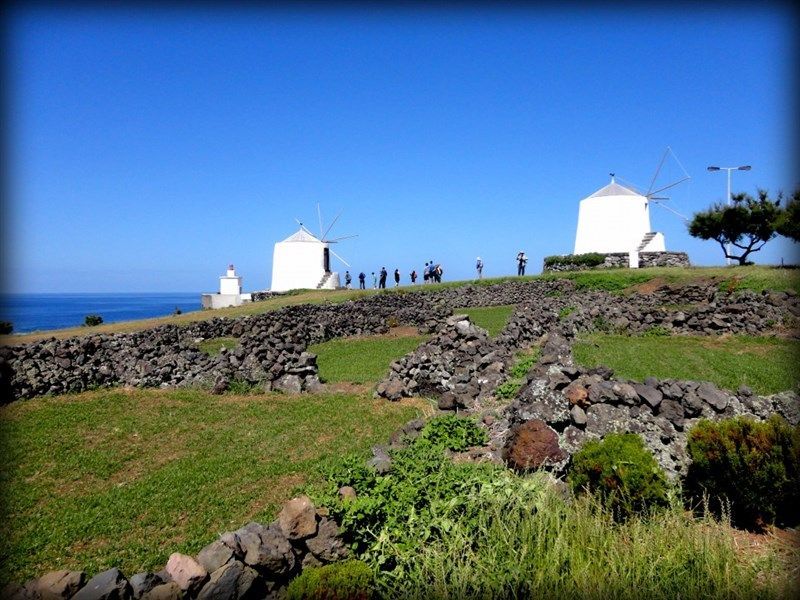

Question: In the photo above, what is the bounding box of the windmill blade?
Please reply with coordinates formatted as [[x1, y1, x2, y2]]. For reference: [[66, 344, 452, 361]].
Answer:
[[651, 201, 689, 222], [328, 234, 359, 242], [648, 176, 691, 197], [329, 248, 351, 268], [321, 211, 342, 241], [646, 147, 671, 196], [317, 203, 324, 240]]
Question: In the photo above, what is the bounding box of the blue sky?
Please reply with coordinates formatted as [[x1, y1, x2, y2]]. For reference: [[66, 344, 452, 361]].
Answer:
[[5, 5, 798, 293]]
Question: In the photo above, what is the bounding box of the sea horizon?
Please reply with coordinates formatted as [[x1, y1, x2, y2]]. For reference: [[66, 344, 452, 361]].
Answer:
[[0, 292, 203, 334]]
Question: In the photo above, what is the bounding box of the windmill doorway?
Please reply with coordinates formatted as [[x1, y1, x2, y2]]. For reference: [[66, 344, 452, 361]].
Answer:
[[323, 247, 330, 273]]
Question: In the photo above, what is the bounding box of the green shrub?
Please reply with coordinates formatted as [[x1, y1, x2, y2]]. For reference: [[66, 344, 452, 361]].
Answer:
[[641, 325, 671, 337], [495, 380, 522, 400], [543, 253, 607, 268], [0, 321, 12, 334], [286, 559, 374, 600], [418, 415, 488, 451], [83, 314, 103, 327], [568, 433, 670, 520], [685, 415, 800, 530]]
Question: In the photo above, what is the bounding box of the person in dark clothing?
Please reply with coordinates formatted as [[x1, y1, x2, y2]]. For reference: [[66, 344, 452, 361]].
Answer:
[[358, 272, 366, 289], [379, 267, 388, 289], [394, 269, 400, 287], [516, 252, 528, 276], [410, 270, 417, 284], [432, 264, 443, 283], [344, 271, 352, 289]]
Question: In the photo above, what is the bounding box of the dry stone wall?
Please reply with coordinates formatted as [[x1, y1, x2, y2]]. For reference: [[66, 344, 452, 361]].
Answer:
[[2, 495, 347, 600]]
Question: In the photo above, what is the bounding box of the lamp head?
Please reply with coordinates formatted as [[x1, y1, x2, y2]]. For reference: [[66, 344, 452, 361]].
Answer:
[[738, 165, 752, 171], [707, 166, 720, 171]]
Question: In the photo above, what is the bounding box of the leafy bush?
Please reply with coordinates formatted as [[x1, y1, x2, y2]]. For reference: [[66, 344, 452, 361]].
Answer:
[[286, 559, 374, 600], [418, 415, 488, 451], [568, 433, 670, 519], [641, 325, 671, 337], [0, 321, 12, 334], [685, 415, 800, 530], [83, 314, 103, 327], [316, 416, 525, 583], [495, 380, 522, 400], [509, 349, 538, 379], [543, 253, 607, 267]]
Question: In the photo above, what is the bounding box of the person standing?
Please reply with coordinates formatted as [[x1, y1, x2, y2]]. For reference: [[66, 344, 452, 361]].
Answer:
[[344, 271, 352, 289], [423, 262, 430, 284], [516, 252, 528, 276], [476, 257, 483, 280], [372, 272, 377, 289], [379, 267, 388, 289], [394, 269, 400, 287], [358, 271, 366, 289], [410, 270, 417, 285]]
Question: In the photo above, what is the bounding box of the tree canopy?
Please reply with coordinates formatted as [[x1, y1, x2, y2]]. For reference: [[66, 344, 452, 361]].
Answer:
[[687, 189, 787, 265], [777, 189, 800, 243]]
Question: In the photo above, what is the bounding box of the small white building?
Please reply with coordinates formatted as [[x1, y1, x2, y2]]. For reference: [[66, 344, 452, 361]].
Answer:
[[201, 264, 251, 309], [270, 227, 340, 292], [573, 177, 666, 255]]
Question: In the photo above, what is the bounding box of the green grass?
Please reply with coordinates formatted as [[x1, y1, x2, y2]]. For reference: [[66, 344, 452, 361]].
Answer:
[[0, 388, 427, 585], [574, 334, 800, 394], [308, 334, 429, 384], [455, 305, 515, 337], [386, 489, 791, 599], [195, 336, 240, 356], [495, 346, 541, 400]]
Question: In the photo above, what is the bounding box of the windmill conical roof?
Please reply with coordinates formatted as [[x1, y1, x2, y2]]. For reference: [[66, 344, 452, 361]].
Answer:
[[280, 228, 323, 243], [587, 180, 642, 199]]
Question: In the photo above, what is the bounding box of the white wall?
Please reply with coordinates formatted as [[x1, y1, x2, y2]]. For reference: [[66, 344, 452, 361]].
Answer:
[[573, 194, 654, 254], [271, 241, 328, 292], [219, 276, 242, 295], [201, 293, 242, 309]]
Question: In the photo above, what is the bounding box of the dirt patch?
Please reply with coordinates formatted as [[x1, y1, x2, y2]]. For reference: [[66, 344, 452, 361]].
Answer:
[[321, 382, 373, 395], [731, 526, 800, 584], [631, 277, 668, 294]]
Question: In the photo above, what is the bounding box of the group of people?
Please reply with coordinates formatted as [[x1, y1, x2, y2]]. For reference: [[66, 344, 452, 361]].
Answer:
[[342, 261, 444, 290], [341, 252, 528, 290]]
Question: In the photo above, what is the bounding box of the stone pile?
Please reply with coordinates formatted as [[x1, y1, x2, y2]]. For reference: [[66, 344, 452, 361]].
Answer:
[[487, 329, 800, 480], [543, 252, 691, 272], [3, 496, 348, 600]]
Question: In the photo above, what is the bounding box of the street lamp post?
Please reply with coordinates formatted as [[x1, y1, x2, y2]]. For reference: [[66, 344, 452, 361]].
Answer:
[[707, 165, 752, 265]]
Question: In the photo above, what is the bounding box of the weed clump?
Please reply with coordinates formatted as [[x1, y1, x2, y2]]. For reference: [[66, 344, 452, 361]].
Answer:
[[568, 433, 670, 520], [83, 314, 103, 327], [286, 560, 374, 600], [685, 415, 800, 530]]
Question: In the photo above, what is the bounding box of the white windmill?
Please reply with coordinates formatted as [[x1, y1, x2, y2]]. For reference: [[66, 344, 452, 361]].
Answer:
[[270, 204, 358, 292], [573, 147, 691, 255]]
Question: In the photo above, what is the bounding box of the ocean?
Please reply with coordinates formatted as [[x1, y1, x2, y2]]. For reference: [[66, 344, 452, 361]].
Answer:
[[0, 293, 202, 334]]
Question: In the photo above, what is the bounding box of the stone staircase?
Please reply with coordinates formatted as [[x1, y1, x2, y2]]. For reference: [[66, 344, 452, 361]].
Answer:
[[637, 232, 657, 252], [316, 272, 335, 289]]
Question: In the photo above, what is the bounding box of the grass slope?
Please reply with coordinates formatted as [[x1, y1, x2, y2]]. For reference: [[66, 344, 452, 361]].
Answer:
[[4, 266, 796, 345], [309, 332, 429, 384], [0, 389, 427, 585], [574, 334, 800, 394], [455, 305, 514, 337]]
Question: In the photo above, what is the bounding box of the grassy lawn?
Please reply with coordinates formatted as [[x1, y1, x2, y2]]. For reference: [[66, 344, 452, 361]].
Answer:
[[574, 334, 800, 394], [455, 305, 514, 337], [308, 331, 429, 384], [0, 389, 428, 585], [196, 336, 240, 356]]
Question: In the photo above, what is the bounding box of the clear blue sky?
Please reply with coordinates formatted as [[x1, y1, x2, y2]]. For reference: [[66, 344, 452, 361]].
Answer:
[[5, 4, 798, 293]]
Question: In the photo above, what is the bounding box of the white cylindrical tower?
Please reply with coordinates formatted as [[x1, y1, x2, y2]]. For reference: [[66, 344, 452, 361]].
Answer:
[[573, 177, 665, 254], [220, 264, 243, 295]]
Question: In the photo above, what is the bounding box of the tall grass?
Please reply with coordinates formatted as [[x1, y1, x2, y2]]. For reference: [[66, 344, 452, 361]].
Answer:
[[386, 489, 789, 599]]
